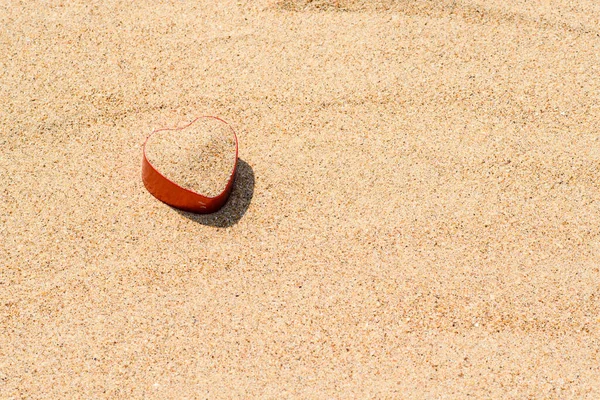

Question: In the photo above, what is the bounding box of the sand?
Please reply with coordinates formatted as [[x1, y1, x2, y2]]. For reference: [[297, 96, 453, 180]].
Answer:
[[145, 118, 236, 197], [1, 0, 600, 398]]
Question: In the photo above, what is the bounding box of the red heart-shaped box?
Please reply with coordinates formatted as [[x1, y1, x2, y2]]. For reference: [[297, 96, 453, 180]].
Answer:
[[142, 116, 239, 214]]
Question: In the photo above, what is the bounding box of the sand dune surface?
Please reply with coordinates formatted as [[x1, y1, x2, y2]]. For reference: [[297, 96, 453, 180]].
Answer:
[[1, 0, 599, 397]]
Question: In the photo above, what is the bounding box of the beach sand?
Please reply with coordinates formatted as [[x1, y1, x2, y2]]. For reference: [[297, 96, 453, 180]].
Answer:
[[1, 0, 599, 397]]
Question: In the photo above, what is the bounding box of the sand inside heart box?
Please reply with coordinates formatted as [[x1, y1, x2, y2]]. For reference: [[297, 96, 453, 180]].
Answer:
[[144, 117, 237, 198]]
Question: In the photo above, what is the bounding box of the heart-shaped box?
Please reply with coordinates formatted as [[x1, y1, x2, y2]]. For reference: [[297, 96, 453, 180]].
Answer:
[[142, 116, 239, 213]]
